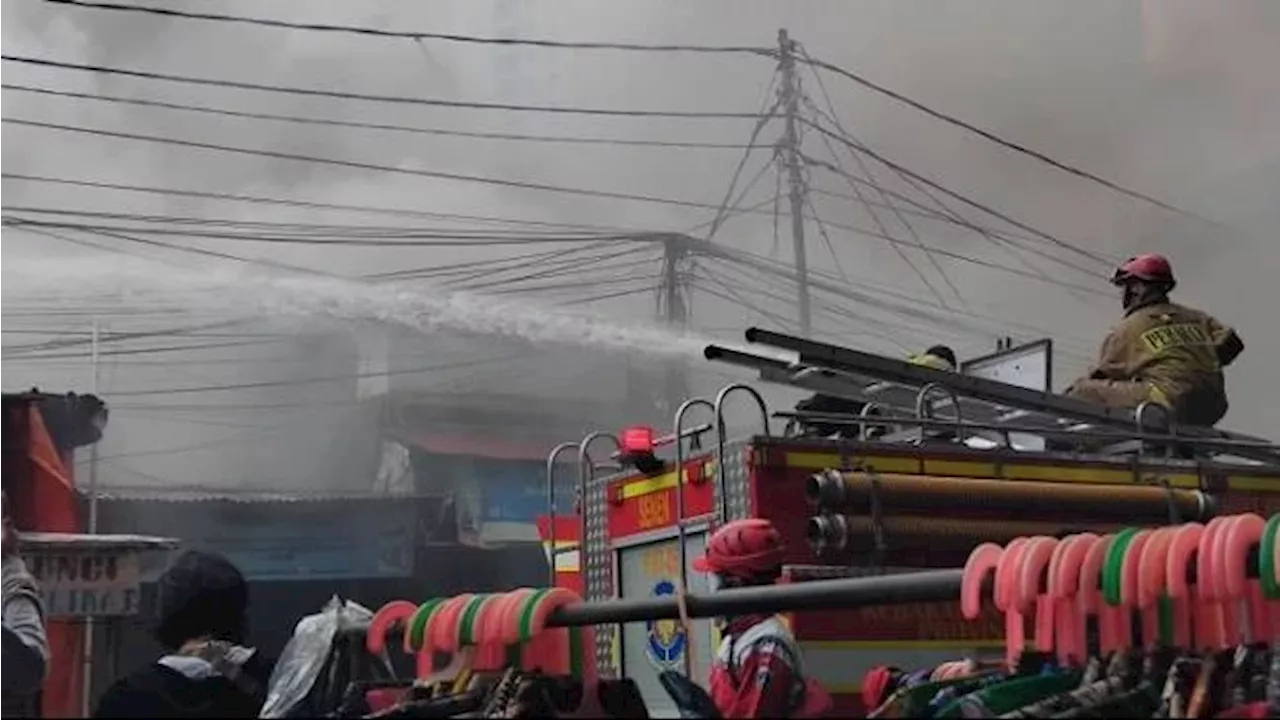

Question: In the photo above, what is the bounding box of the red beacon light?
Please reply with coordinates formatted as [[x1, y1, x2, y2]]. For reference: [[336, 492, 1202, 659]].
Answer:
[[621, 425, 655, 455], [618, 425, 664, 476]]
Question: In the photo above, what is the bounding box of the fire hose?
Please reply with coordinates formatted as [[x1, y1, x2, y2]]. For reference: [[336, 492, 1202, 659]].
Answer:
[[805, 469, 1212, 523], [807, 513, 1130, 555]]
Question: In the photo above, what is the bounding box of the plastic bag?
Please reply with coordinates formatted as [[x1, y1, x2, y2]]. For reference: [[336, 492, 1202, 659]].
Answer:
[[259, 595, 380, 718]]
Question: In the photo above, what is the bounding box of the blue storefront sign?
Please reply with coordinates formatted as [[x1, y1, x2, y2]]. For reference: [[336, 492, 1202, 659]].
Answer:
[[475, 460, 571, 524], [189, 503, 416, 582]]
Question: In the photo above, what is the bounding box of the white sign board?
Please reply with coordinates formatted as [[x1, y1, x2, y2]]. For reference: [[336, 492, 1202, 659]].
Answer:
[[961, 340, 1052, 392], [962, 340, 1053, 451], [617, 535, 715, 718], [23, 551, 143, 618]]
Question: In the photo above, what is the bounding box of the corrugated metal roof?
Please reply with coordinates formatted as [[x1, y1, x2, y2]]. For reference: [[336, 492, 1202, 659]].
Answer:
[[17, 531, 179, 551], [85, 487, 448, 504]]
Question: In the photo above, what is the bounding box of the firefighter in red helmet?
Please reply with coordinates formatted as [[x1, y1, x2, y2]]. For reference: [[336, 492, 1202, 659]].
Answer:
[[1065, 253, 1243, 427], [693, 518, 832, 718]]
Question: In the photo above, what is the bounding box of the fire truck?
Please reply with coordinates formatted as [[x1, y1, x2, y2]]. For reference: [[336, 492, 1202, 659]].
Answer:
[[537, 329, 1280, 716]]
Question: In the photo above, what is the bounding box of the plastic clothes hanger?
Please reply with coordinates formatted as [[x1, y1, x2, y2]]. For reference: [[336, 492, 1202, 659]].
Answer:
[[1259, 514, 1280, 643], [422, 594, 476, 687], [458, 593, 508, 672], [962, 542, 1004, 622], [368, 600, 418, 656], [1260, 515, 1280, 600], [1199, 517, 1233, 651], [1079, 534, 1124, 657], [1098, 527, 1138, 652], [404, 598, 446, 655], [369, 599, 433, 680], [1049, 533, 1097, 666], [995, 537, 1031, 668], [1137, 526, 1188, 649], [1164, 522, 1206, 652], [1117, 528, 1160, 648], [515, 586, 585, 677], [1014, 536, 1060, 656], [1210, 515, 1248, 648], [1222, 513, 1272, 644]]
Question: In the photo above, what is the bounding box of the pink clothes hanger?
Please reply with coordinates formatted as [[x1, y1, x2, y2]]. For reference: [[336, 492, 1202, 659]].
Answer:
[[995, 538, 1031, 667], [368, 600, 432, 679], [1222, 513, 1271, 644], [1165, 522, 1206, 651], [1137, 527, 1188, 648], [1049, 533, 1097, 666], [1118, 529, 1157, 649], [1015, 536, 1060, 656], [962, 542, 1005, 622], [1078, 534, 1123, 656], [1198, 517, 1232, 650]]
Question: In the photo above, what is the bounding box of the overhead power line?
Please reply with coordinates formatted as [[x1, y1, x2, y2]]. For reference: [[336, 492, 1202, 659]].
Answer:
[[1, 205, 610, 237], [21, 5, 1201, 218], [0, 338, 283, 361], [107, 353, 528, 397], [797, 51, 1214, 222], [798, 118, 1114, 268], [8, 218, 343, 277], [1, 173, 634, 232], [3, 219, 646, 247], [2, 55, 768, 119], [3, 117, 762, 212], [2, 84, 764, 150], [2, 318, 248, 355], [42, 0, 775, 56], [5, 169, 1095, 295]]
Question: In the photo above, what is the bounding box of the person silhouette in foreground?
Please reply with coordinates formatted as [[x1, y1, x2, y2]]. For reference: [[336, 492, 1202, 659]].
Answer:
[[95, 550, 273, 718], [2, 491, 49, 719]]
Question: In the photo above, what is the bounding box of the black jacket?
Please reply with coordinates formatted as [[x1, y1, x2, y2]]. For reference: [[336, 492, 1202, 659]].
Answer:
[[94, 651, 273, 719]]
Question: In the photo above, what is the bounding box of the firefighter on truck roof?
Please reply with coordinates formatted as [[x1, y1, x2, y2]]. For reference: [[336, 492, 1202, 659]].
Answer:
[[694, 518, 832, 718], [796, 345, 957, 440], [907, 345, 958, 373], [1064, 253, 1243, 428]]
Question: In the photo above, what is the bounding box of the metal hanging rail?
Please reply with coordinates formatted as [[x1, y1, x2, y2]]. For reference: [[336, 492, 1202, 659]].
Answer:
[[544, 568, 973, 627]]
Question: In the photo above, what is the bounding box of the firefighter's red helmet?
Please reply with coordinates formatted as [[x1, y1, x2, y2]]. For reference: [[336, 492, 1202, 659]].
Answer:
[[1111, 253, 1175, 288], [693, 518, 786, 578]]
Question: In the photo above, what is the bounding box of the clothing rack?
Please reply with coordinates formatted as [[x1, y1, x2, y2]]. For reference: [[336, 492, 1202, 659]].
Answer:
[[541, 567, 972, 627], [344, 568, 976, 645], [704, 328, 1280, 465], [334, 515, 1275, 718]]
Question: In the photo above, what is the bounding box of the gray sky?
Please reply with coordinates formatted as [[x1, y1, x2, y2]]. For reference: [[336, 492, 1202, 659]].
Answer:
[[4, 1, 1279, 490]]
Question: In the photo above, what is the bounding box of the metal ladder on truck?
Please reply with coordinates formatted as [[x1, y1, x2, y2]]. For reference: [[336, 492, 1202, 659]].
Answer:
[[705, 327, 1280, 466], [543, 385, 769, 681]]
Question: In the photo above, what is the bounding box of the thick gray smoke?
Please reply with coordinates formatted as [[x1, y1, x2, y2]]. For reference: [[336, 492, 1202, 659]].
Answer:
[[4, 1, 1278, 494]]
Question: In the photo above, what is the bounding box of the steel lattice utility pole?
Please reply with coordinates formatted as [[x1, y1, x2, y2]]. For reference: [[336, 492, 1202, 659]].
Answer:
[[658, 234, 692, 414], [777, 29, 812, 337]]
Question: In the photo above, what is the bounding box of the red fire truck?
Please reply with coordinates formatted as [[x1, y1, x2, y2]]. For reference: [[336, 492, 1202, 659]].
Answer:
[[538, 330, 1280, 716]]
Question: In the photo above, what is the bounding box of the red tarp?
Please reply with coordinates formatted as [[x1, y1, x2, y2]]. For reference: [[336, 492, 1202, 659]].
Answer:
[[27, 408, 84, 719]]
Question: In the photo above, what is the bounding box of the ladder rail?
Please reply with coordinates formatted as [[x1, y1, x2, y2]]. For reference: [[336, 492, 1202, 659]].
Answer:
[[744, 327, 1148, 428], [706, 336, 1280, 464], [739, 328, 1279, 455]]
